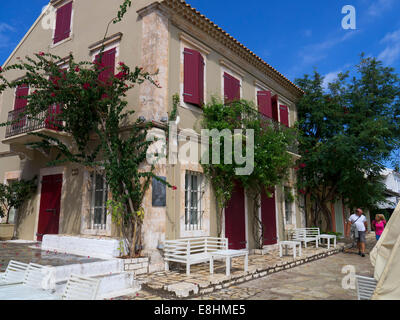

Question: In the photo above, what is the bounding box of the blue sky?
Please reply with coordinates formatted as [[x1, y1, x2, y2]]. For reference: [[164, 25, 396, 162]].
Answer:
[[1, 0, 400, 166]]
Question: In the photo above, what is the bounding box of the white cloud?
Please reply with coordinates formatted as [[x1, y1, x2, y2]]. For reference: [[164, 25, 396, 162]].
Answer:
[[0, 23, 16, 48], [298, 31, 359, 66], [378, 29, 400, 65], [322, 70, 341, 90], [367, 0, 394, 17]]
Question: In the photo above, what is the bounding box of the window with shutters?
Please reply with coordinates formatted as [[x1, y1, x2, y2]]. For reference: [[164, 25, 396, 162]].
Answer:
[[279, 105, 289, 127], [89, 171, 108, 230], [14, 84, 29, 111], [184, 171, 204, 231], [223, 72, 241, 103], [183, 48, 205, 107], [257, 90, 272, 119], [94, 47, 117, 83], [53, 1, 73, 45], [284, 187, 294, 225], [271, 94, 279, 122], [11, 84, 29, 133]]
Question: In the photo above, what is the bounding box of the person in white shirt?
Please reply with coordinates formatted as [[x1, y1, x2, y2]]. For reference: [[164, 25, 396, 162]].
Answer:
[[348, 208, 368, 257]]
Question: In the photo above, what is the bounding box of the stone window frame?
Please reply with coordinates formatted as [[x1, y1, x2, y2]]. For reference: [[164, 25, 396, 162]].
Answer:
[[283, 186, 296, 227], [220, 59, 244, 103], [179, 164, 210, 238], [88, 33, 122, 75], [80, 168, 112, 236], [50, 0, 75, 49], [179, 32, 210, 114]]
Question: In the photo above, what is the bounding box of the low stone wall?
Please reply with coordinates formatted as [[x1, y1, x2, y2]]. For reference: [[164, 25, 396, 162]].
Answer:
[[123, 257, 149, 276]]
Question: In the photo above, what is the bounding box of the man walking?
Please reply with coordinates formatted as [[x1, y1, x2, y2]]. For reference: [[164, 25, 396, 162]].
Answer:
[[348, 208, 368, 257]]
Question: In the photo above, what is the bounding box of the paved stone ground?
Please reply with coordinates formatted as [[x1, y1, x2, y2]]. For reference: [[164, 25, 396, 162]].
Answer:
[[116, 234, 376, 300], [0, 241, 103, 272]]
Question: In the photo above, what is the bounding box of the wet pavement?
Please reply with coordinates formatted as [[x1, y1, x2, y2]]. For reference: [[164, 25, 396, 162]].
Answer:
[[0, 241, 103, 272]]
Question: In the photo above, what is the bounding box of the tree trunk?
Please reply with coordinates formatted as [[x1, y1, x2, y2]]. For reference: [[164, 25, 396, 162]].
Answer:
[[5, 208, 10, 224]]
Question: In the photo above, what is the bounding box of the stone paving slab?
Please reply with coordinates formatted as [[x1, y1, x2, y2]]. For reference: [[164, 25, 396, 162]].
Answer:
[[117, 240, 350, 299], [116, 234, 376, 300], [0, 241, 103, 272]]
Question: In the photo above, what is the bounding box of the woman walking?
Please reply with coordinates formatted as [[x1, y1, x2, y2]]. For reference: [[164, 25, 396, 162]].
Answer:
[[372, 214, 387, 241]]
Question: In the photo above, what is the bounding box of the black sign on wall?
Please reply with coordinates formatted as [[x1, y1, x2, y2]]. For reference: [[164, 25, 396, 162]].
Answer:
[[152, 176, 167, 207]]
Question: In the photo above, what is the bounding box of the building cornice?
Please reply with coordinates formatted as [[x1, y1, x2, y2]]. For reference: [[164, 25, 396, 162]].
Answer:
[[160, 0, 304, 99]]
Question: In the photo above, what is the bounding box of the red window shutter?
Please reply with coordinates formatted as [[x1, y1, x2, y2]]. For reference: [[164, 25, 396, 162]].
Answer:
[[257, 90, 272, 118], [95, 48, 116, 83], [279, 105, 289, 127], [14, 84, 29, 110], [183, 48, 204, 106], [54, 2, 73, 44], [271, 94, 279, 122], [224, 72, 240, 103]]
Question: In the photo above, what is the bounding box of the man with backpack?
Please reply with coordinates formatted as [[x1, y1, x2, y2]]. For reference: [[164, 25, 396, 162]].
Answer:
[[348, 208, 368, 257]]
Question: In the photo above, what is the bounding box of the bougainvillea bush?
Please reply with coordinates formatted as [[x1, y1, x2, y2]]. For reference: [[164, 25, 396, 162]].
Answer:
[[0, 49, 171, 257]]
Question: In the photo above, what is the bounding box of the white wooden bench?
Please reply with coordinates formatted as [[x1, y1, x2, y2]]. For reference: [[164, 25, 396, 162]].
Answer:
[[290, 228, 320, 248], [0, 260, 29, 287], [356, 275, 377, 300], [164, 237, 228, 275]]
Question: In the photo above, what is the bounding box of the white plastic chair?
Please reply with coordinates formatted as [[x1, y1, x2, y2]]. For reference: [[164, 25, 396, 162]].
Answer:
[[0, 260, 29, 287], [356, 275, 377, 300]]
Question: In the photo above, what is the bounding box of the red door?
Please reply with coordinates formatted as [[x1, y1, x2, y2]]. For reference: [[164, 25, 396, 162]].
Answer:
[[37, 174, 63, 241], [225, 183, 246, 249], [261, 189, 277, 245]]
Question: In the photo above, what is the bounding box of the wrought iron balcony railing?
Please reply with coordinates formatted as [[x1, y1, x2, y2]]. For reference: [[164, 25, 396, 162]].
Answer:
[[5, 108, 62, 139]]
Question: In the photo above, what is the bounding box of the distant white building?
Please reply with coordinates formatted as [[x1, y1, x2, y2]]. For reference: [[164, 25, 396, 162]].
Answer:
[[377, 169, 400, 211]]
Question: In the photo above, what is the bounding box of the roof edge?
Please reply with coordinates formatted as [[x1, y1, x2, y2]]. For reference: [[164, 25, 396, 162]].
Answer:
[[161, 0, 304, 97]]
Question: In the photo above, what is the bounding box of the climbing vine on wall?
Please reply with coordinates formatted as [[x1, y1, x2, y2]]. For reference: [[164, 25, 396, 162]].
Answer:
[[201, 98, 297, 248]]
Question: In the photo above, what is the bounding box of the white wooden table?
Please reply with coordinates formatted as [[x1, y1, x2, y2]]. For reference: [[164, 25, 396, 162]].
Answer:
[[318, 234, 337, 249], [279, 241, 302, 258], [209, 250, 249, 276]]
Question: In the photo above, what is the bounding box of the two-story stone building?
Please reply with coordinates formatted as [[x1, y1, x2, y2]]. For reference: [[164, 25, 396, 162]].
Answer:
[[0, 0, 304, 270]]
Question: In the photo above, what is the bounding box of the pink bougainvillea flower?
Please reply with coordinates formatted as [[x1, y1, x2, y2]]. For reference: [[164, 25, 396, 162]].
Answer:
[[119, 62, 125, 67], [299, 163, 306, 169], [305, 150, 309, 153], [51, 92, 56, 97], [115, 71, 127, 80], [299, 189, 306, 195], [74, 66, 80, 72], [294, 167, 299, 171], [38, 51, 45, 56], [172, 186, 177, 190], [101, 93, 108, 99], [0, 66, 2, 72], [83, 83, 91, 90]]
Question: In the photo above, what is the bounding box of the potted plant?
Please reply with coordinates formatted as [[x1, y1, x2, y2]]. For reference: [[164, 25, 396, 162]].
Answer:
[[0, 177, 37, 240]]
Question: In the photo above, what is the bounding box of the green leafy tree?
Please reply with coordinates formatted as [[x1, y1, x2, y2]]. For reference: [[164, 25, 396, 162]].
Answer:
[[295, 55, 400, 230], [0, 0, 170, 257], [201, 98, 296, 248], [0, 178, 37, 224]]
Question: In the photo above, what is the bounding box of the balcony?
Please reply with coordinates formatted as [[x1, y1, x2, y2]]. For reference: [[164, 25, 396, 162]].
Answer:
[[247, 108, 299, 155], [5, 108, 62, 139]]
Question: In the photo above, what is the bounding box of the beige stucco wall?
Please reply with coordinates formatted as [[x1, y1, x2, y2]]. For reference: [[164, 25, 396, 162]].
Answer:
[[1, 0, 301, 253], [0, 0, 156, 240]]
